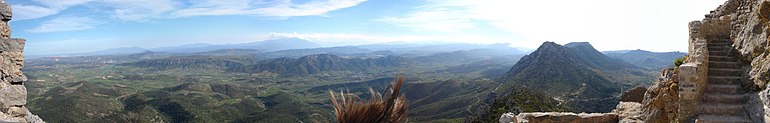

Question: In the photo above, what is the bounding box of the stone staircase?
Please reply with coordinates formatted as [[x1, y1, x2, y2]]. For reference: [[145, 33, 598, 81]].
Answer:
[[695, 39, 751, 123]]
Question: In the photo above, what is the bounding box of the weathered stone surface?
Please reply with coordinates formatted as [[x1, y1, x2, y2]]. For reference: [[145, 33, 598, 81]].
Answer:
[[8, 106, 25, 117], [619, 87, 646, 103], [0, 0, 43, 122], [0, 85, 24, 107], [514, 112, 618, 123], [611, 102, 643, 123], [641, 68, 678, 123], [499, 112, 516, 123], [729, 0, 770, 89], [0, 1, 8, 38]]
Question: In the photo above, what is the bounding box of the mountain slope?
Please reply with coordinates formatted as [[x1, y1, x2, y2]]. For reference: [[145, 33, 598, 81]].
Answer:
[[234, 54, 405, 76], [121, 55, 259, 70], [496, 42, 651, 112]]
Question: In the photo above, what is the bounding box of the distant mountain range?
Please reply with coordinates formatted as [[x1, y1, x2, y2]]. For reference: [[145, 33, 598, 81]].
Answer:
[[603, 50, 687, 70], [37, 38, 529, 57], [495, 42, 655, 113], [150, 38, 320, 53]]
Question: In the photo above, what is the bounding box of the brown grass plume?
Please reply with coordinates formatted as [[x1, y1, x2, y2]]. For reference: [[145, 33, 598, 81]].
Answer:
[[329, 77, 407, 123]]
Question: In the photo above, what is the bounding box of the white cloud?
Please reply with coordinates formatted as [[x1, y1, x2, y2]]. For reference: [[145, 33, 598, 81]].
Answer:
[[101, 0, 177, 21], [11, 0, 367, 30], [10, 4, 59, 20], [26, 16, 102, 33], [33, 0, 94, 8], [376, 9, 475, 32], [172, 0, 367, 17], [10, 0, 95, 21], [378, 0, 726, 52]]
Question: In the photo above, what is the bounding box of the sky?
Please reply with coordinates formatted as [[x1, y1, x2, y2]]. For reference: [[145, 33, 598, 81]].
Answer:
[[5, 0, 726, 55]]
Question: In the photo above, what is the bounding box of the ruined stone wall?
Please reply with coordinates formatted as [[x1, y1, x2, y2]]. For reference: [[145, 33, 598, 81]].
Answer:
[[0, 1, 43, 122], [676, 20, 712, 122]]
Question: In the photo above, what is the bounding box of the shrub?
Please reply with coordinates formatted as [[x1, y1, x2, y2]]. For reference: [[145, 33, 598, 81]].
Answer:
[[674, 56, 687, 67], [329, 77, 407, 123]]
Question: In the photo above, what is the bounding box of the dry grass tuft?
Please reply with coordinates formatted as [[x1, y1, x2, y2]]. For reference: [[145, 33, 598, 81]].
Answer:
[[329, 77, 407, 123]]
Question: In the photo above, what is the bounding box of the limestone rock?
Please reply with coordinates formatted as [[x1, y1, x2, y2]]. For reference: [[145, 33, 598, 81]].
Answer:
[[640, 68, 678, 123], [611, 102, 643, 123], [619, 87, 646, 103], [0, 85, 25, 107], [8, 106, 25, 117], [514, 112, 618, 123], [0, 0, 9, 38], [499, 112, 516, 123]]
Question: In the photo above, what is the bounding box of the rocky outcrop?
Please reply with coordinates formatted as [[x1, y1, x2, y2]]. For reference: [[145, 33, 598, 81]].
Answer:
[[640, 68, 679, 122], [611, 102, 643, 123], [0, 1, 43, 122], [725, 0, 770, 122], [498, 112, 618, 123], [619, 87, 646, 103], [496, 102, 644, 123]]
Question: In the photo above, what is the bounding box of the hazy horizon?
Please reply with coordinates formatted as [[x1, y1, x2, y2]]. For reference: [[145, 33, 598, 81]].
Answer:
[[8, 0, 724, 55]]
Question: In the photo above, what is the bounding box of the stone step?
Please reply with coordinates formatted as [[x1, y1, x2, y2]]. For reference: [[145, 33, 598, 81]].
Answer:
[[696, 115, 752, 123], [706, 42, 733, 46], [709, 61, 742, 69], [708, 68, 743, 76], [710, 56, 738, 62], [709, 39, 732, 42], [710, 51, 729, 56], [698, 103, 746, 115], [709, 76, 743, 84], [706, 44, 732, 49], [703, 94, 749, 104], [705, 84, 741, 94], [708, 47, 730, 52], [708, 43, 732, 47]]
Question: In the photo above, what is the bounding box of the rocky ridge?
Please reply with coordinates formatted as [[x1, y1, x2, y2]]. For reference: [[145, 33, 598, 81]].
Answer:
[[0, 0, 43, 122]]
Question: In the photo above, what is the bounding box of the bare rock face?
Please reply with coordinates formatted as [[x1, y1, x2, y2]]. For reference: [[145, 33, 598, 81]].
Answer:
[[499, 113, 516, 123], [611, 102, 643, 123], [0, 1, 43, 122], [730, 0, 770, 89], [640, 68, 678, 122]]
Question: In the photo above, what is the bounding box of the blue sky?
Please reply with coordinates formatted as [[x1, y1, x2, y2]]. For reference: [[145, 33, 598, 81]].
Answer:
[[6, 0, 725, 55]]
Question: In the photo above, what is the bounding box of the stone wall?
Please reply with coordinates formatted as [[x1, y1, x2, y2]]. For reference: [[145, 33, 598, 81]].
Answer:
[[0, 1, 43, 122], [497, 102, 642, 123], [676, 20, 711, 122]]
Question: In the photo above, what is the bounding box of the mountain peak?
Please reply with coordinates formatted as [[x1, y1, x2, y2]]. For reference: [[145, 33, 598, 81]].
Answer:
[[564, 42, 592, 47], [498, 41, 640, 112], [536, 41, 562, 51]]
